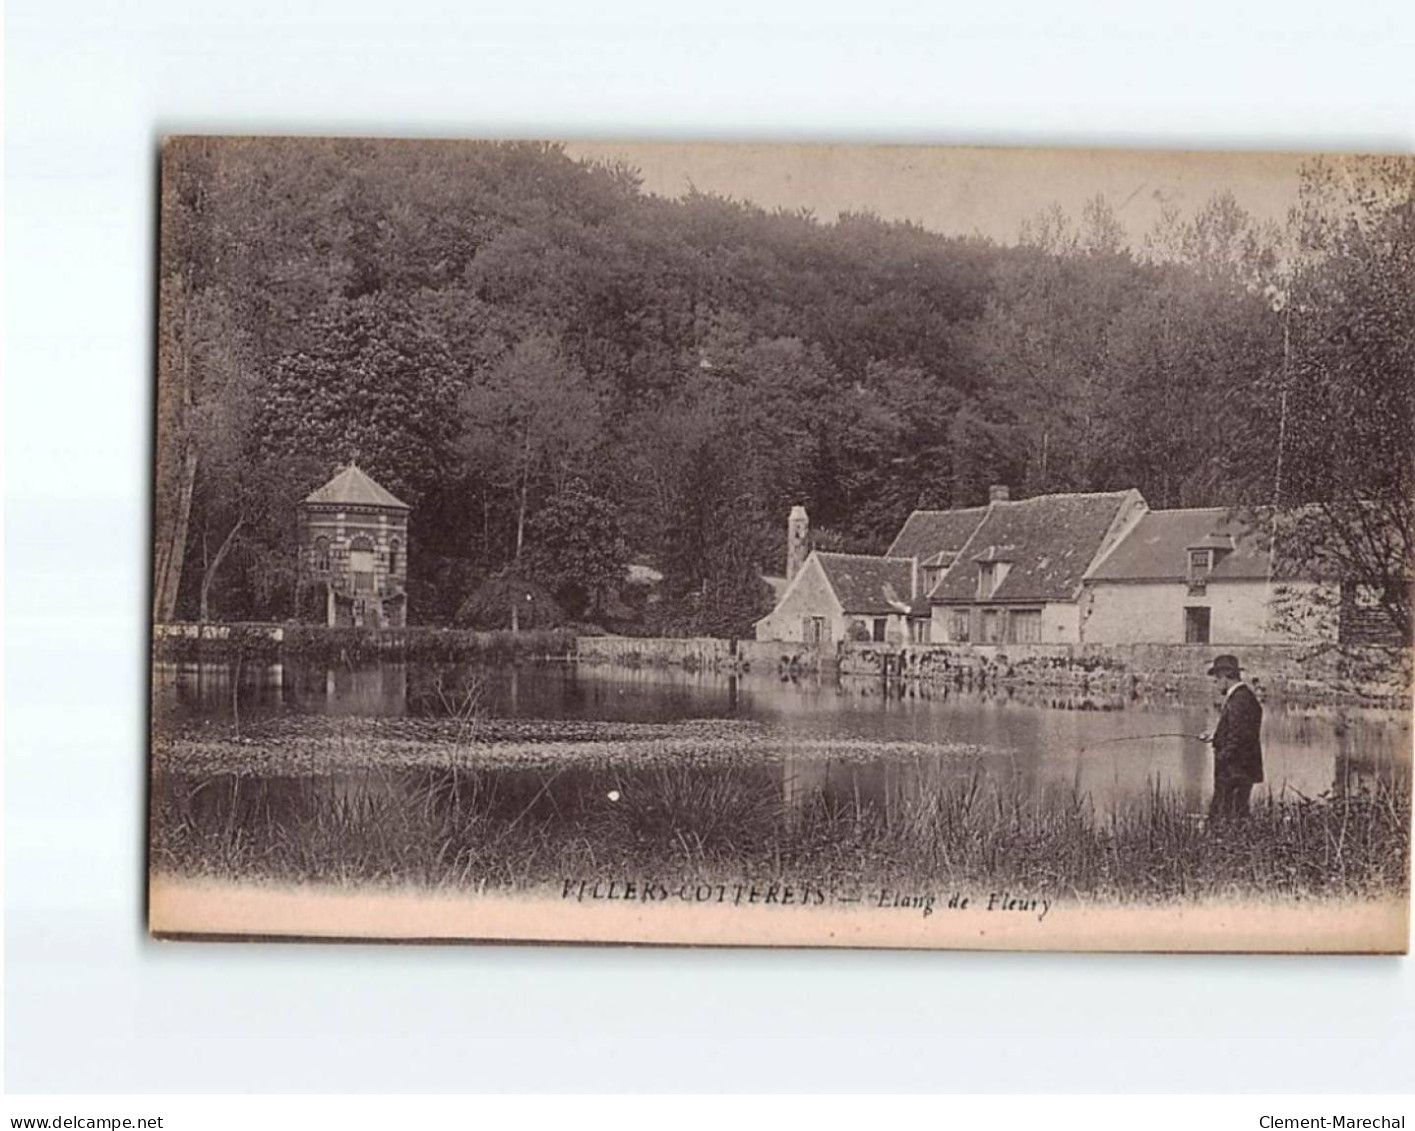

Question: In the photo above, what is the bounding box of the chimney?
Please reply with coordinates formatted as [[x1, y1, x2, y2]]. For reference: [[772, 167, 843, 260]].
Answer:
[[989, 484, 1011, 503], [786, 505, 810, 580]]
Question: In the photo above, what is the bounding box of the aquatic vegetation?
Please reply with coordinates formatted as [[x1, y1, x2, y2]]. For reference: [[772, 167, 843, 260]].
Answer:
[[151, 715, 988, 775], [150, 754, 1410, 904]]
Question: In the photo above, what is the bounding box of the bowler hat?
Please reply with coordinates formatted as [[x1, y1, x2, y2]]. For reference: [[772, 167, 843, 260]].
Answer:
[[1206, 654, 1241, 678]]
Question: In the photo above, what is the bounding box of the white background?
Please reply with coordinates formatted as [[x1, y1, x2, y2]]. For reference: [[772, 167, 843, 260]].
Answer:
[[5, 0, 1414, 1094]]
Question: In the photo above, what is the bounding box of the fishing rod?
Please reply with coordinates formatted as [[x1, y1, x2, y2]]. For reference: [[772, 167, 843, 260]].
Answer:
[[1084, 731, 1207, 746]]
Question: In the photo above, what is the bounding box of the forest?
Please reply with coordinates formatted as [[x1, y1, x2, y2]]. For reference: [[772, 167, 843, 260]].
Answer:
[[153, 140, 1414, 640]]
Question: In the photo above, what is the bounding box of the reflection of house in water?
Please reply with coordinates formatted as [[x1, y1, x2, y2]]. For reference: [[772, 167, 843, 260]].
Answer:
[[298, 464, 410, 628], [298, 663, 408, 716], [1330, 712, 1405, 798], [159, 660, 291, 719]]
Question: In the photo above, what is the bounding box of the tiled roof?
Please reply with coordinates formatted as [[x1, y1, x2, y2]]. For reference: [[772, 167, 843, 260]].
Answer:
[[303, 465, 410, 510], [886, 507, 990, 561], [931, 492, 1135, 603], [1086, 508, 1299, 582], [816, 553, 916, 615]]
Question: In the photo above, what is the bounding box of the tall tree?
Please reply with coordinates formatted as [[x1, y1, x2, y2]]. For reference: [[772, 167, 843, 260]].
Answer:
[[458, 333, 604, 567], [255, 291, 462, 504], [1249, 158, 1415, 643], [524, 478, 629, 618]]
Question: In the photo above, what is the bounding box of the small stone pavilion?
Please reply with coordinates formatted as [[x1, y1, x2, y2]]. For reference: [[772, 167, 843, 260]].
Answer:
[[298, 464, 410, 628]]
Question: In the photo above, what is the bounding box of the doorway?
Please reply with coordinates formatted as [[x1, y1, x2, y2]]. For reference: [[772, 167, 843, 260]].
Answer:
[[1184, 606, 1211, 644]]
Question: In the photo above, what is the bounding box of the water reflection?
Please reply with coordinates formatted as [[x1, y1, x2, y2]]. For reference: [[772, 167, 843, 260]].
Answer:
[[153, 659, 1409, 814]]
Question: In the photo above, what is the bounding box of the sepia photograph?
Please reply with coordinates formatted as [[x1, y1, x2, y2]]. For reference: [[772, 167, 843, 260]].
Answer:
[[147, 137, 1412, 951]]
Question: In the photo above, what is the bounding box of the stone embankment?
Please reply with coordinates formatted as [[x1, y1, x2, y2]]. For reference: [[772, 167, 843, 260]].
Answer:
[[574, 634, 827, 678], [152, 623, 576, 664], [153, 624, 1409, 706], [575, 635, 1409, 707], [835, 641, 1409, 708]]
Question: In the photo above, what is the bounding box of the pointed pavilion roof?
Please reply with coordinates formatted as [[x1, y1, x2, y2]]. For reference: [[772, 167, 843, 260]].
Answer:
[[302, 464, 410, 510]]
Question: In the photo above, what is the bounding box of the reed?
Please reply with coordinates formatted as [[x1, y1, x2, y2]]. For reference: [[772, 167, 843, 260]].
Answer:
[[150, 760, 1410, 904]]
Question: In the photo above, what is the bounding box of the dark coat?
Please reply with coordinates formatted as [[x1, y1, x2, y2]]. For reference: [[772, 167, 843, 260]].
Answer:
[[1213, 682, 1264, 784]]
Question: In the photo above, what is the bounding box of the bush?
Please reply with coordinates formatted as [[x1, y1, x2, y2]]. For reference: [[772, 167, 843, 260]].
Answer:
[[454, 573, 564, 631]]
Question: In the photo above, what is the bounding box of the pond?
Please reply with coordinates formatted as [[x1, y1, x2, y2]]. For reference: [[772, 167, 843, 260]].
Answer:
[[155, 659, 1406, 802], [148, 660, 1411, 899]]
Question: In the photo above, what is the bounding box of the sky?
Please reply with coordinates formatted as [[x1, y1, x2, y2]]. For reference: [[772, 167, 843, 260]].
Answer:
[[564, 142, 1307, 246]]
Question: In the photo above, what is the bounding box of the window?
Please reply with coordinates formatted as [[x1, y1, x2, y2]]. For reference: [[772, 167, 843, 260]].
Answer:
[[1188, 549, 1213, 581], [389, 537, 401, 576], [1008, 608, 1042, 643], [349, 535, 376, 593], [977, 563, 996, 599], [981, 609, 1002, 643], [951, 610, 970, 643], [909, 618, 931, 644], [313, 537, 331, 573], [921, 566, 940, 593], [1184, 606, 1211, 644], [872, 618, 887, 643]]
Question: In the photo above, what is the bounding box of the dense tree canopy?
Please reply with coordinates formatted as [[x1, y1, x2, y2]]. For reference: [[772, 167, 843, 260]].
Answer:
[[155, 140, 1413, 640]]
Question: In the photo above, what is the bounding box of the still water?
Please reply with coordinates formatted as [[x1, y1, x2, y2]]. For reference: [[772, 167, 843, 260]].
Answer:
[[153, 659, 1409, 818]]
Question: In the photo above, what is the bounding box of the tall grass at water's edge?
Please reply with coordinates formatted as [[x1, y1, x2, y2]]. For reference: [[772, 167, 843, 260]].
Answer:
[[150, 762, 1411, 904]]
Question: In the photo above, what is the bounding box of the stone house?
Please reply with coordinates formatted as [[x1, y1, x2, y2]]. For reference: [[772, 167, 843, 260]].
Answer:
[[929, 489, 1147, 645], [297, 464, 410, 628], [754, 502, 989, 644], [753, 485, 1370, 651], [754, 550, 917, 645], [1081, 507, 1337, 645]]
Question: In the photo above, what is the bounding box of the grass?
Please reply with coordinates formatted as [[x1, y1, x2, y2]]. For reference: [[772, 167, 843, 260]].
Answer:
[[149, 759, 1411, 905]]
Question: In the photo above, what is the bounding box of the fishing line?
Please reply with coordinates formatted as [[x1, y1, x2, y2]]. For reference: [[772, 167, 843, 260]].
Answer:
[[1081, 731, 1206, 749]]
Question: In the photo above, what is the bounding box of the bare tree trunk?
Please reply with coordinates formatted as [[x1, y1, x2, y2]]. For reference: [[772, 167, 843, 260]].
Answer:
[[514, 426, 533, 564], [515, 474, 529, 563], [153, 282, 198, 623], [199, 516, 244, 622], [481, 492, 491, 568], [154, 443, 198, 621]]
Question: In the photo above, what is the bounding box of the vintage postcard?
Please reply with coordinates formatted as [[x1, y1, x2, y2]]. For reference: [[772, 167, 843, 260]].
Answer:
[[149, 138, 1412, 951]]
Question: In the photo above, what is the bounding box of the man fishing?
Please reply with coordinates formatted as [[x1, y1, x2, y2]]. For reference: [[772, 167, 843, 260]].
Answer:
[[1199, 654, 1264, 821]]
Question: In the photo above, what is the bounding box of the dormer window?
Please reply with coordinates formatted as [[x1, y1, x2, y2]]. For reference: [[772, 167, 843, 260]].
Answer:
[[1188, 549, 1213, 581], [976, 559, 1010, 599], [978, 562, 996, 599]]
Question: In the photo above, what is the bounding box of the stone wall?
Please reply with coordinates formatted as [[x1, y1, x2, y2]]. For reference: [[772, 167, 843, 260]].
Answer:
[[574, 635, 736, 672], [737, 638, 830, 678], [574, 635, 1408, 705], [574, 635, 830, 677], [152, 623, 575, 664], [838, 639, 1410, 706]]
